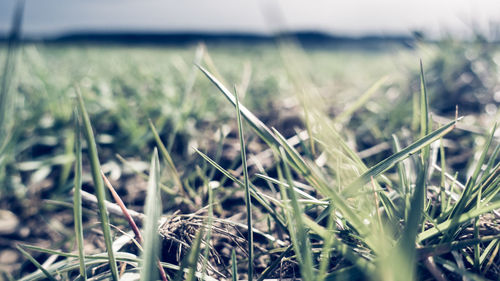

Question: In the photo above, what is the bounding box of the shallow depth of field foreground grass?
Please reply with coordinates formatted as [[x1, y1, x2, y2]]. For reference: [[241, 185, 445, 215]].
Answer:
[[0, 39, 499, 281]]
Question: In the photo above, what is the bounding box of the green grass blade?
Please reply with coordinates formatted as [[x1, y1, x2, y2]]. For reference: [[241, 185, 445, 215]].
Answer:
[[18, 243, 206, 281], [234, 88, 254, 280], [318, 214, 336, 281], [255, 173, 327, 204], [479, 239, 499, 266], [392, 134, 409, 196], [419, 199, 500, 242], [270, 128, 368, 236], [231, 249, 238, 281], [197, 65, 278, 147], [16, 245, 58, 281], [140, 148, 162, 281], [199, 169, 214, 280], [148, 119, 187, 197], [0, 0, 23, 148], [302, 216, 375, 274], [198, 65, 361, 233], [347, 118, 458, 189], [76, 87, 119, 280], [394, 162, 427, 281], [174, 229, 204, 281], [448, 124, 497, 220], [279, 147, 315, 281], [194, 148, 287, 229], [73, 110, 87, 280], [439, 138, 448, 214], [417, 234, 500, 260], [419, 60, 430, 139], [186, 230, 203, 281], [469, 123, 497, 187], [256, 245, 293, 281], [434, 257, 489, 281], [483, 142, 499, 177]]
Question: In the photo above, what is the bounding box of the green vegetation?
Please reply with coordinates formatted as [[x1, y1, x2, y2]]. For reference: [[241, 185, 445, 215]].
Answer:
[[0, 38, 499, 281]]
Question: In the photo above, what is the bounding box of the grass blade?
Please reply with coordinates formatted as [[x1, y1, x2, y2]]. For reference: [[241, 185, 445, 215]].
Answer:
[[0, 0, 23, 148], [73, 110, 87, 280], [198, 65, 364, 234], [149, 119, 187, 197], [419, 60, 430, 139], [185, 230, 204, 281], [174, 228, 204, 281], [278, 147, 315, 281], [16, 245, 57, 281], [270, 128, 368, 236], [76, 87, 119, 280], [197, 166, 214, 280], [102, 171, 143, 244], [102, 170, 169, 281], [18, 244, 184, 281], [445, 124, 498, 238], [419, 199, 500, 242], [318, 212, 336, 281], [197, 65, 277, 147], [347, 118, 458, 190], [234, 88, 254, 280], [194, 148, 287, 229], [394, 162, 427, 281], [140, 148, 162, 281], [231, 249, 238, 281], [417, 234, 500, 260]]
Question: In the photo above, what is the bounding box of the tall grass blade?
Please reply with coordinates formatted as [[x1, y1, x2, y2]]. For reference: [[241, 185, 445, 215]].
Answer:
[[140, 148, 162, 281], [197, 166, 214, 280], [347, 118, 458, 189], [439, 138, 448, 214], [318, 213, 336, 281], [76, 88, 119, 280], [234, 88, 254, 280], [469, 123, 497, 187], [278, 147, 315, 281], [392, 134, 408, 196], [0, 0, 23, 148], [198, 65, 361, 232], [419, 60, 431, 139], [194, 148, 287, 229], [197, 65, 277, 147], [149, 119, 187, 197], [185, 229, 204, 281], [16, 245, 57, 281], [231, 249, 238, 281], [447, 124, 497, 229], [73, 110, 87, 280], [416, 234, 500, 261], [394, 162, 427, 281], [419, 199, 500, 241], [270, 128, 368, 236]]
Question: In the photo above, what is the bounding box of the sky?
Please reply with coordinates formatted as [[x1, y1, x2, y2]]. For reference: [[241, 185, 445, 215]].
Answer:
[[1, 0, 500, 38]]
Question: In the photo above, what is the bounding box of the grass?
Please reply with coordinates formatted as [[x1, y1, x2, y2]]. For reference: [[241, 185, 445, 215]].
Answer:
[[1, 37, 499, 281], [76, 87, 119, 280], [234, 88, 254, 280]]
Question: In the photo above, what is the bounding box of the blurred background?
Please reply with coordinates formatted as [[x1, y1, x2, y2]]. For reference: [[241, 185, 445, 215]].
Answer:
[[1, 0, 500, 39], [0, 0, 499, 279]]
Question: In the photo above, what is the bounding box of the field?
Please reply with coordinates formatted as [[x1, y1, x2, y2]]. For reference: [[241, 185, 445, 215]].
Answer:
[[0, 39, 499, 280]]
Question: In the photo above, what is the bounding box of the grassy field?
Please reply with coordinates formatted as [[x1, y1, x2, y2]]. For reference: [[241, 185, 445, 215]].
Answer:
[[0, 39, 499, 280]]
